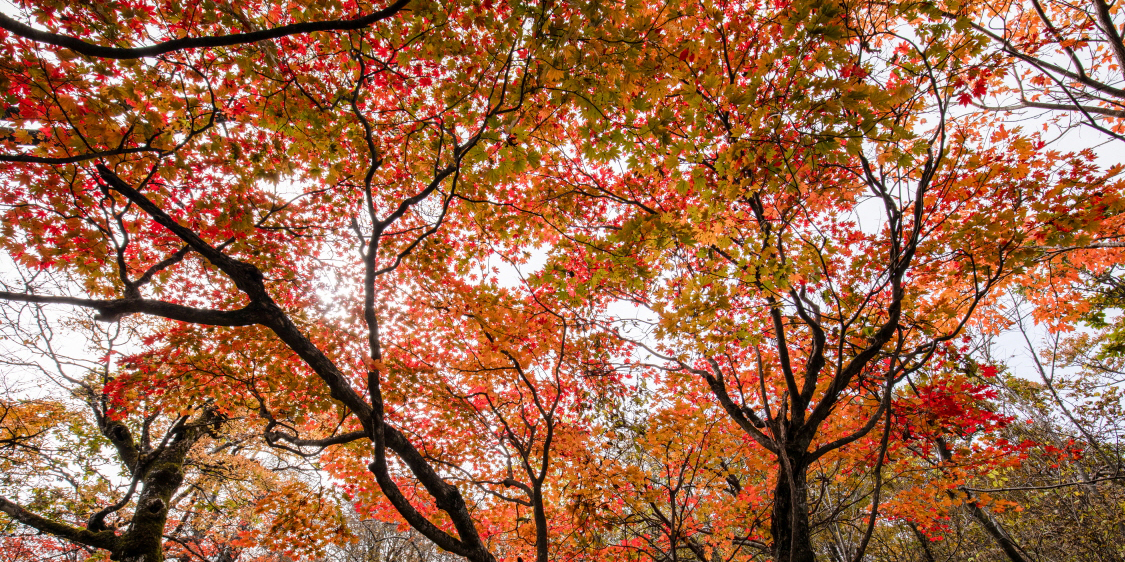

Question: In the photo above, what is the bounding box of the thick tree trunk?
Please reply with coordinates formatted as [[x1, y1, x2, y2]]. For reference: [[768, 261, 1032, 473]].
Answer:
[[771, 458, 816, 562], [113, 463, 183, 562], [111, 437, 195, 562]]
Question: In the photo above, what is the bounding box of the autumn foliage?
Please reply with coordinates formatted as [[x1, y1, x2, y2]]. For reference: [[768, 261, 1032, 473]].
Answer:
[[1, 1, 1124, 562]]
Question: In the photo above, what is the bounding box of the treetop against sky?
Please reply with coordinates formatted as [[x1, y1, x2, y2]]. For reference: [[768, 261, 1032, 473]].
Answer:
[[1, 1, 1124, 562]]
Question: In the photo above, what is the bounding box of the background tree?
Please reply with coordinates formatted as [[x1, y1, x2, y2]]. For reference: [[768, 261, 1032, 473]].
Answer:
[[563, 381, 767, 562], [320, 517, 460, 562], [0, 290, 352, 562]]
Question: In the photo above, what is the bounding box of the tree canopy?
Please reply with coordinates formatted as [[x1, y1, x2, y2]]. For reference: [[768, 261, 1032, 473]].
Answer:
[[1, 1, 1123, 562]]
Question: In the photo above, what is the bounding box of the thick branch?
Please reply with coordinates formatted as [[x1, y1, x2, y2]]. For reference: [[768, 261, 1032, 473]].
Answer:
[[96, 165, 263, 295], [0, 147, 163, 164], [367, 422, 482, 560], [767, 297, 804, 418], [1092, 0, 1125, 79], [0, 291, 261, 326], [699, 366, 779, 454], [949, 13, 1125, 100], [980, 99, 1125, 119], [94, 165, 375, 440], [934, 438, 1032, 562], [101, 419, 141, 475], [0, 495, 118, 551], [790, 290, 826, 406], [0, 0, 410, 60]]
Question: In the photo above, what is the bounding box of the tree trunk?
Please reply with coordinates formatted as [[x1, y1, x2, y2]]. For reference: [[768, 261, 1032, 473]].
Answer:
[[771, 458, 816, 562], [532, 482, 548, 562], [907, 522, 937, 562], [961, 499, 1031, 562], [933, 437, 1030, 562]]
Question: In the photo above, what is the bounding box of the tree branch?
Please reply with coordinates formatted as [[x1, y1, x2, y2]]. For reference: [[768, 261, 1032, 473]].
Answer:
[[0, 495, 118, 551], [0, 291, 261, 326], [0, 0, 410, 60]]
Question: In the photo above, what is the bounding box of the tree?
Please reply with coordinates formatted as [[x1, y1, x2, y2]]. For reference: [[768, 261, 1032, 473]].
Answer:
[[0, 0, 603, 560], [562, 381, 766, 562], [516, 0, 1124, 560]]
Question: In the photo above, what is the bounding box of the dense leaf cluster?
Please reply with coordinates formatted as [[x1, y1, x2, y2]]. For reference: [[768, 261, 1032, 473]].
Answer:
[[0, 1, 1123, 562]]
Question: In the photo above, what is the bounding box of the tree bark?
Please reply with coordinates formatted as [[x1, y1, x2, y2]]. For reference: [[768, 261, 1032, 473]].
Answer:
[[772, 457, 816, 562]]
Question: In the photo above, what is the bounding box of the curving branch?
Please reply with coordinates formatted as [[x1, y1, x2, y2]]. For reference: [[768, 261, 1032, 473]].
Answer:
[[0, 0, 411, 60], [976, 99, 1125, 119], [94, 164, 376, 431], [0, 147, 165, 165], [0, 495, 118, 551], [265, 429, 368, 452]]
